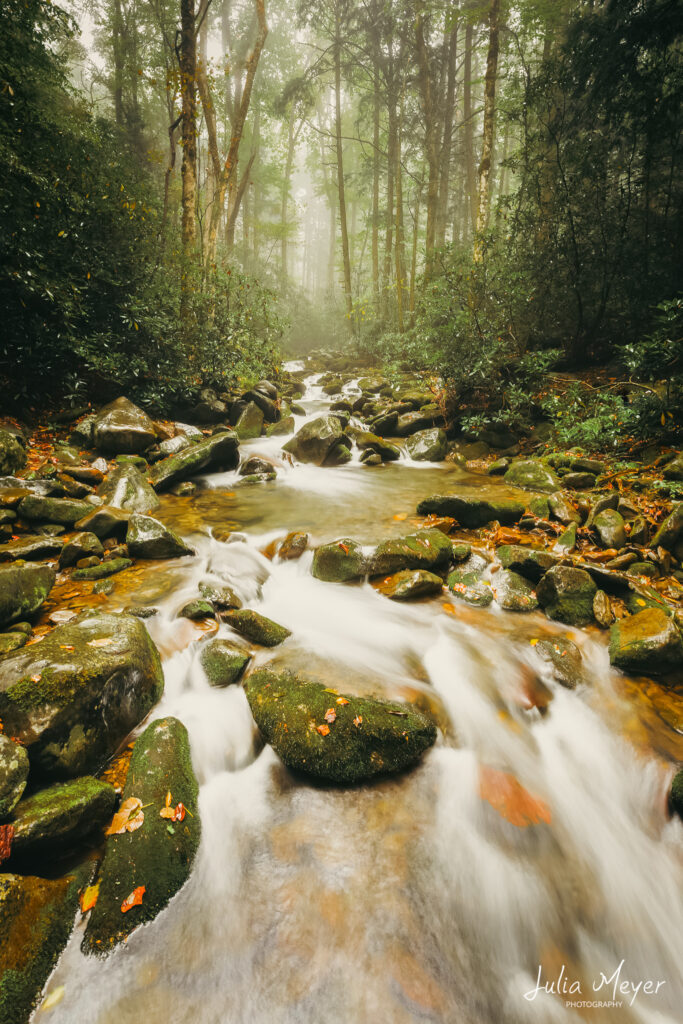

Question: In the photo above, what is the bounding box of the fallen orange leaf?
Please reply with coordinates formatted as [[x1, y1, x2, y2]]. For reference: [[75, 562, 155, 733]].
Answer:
[[324, 708, 336, 724], [316, 723, 330, 736], [80, 882, 100, 913], [105, 796, 145, 835], [478, 766, 551, 828], [336, 697, 349, 705], [121, 885, 145, 913], [353, 715, 363, 727]]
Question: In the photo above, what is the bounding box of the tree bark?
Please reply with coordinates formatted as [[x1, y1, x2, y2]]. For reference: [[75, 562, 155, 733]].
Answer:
[[463, 21, 478, 233], [395, 86, 407, 333], [281, 103, 296, 293], [371, 59, 381, 310], [436, 19, 458, 249], [334, 5, 353, 318], [415, 0, 440, 280], [179, 0, 198, 320], [473, 0, 501, 261]]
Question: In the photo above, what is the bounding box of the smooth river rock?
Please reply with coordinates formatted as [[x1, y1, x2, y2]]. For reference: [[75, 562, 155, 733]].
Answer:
[[92, 396, 157, 454], [609, 607, 683, 675], [0, 563, 56, 628]]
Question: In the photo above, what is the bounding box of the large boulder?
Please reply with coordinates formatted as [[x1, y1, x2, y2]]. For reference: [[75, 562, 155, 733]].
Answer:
[[651, 503, 683, 551], [17, 495, 92, 526], [0, 612, 164, 779], [0, 431, 27, 476], [98, 463, 159, 514], [370, 528, 453, 576], [593, 508, 627, 549], [73, 505, 130, 540], [242, 389, 279, 423], [199, 637, 251, 686], [417, 492, 525, 528], [282, 415, 345, 466], [0, 735, 29, 818], [404, 428, 448, 462], [126, 513, 194, 560], [496, 544, 559, 583], [150, 431, 239, 491], [92, 397, 157, 454], [548, 491, 582, 525], [347, 428, 401, 462], [311, 539, 368, 582], [244, 669, 436, 783], [504, 459, 561, 493], [0, 563, 55, 628], [536, 565, 597, 626], [83, 717, 201, 956], [394, 408, 444, 437], [234, 401, 265, 440], [222, 609, 291, 647], [8, 776, 116, 862], [58, 532, 104, 569], [0, 535, 64, 563], [609, 608, 683, 675]]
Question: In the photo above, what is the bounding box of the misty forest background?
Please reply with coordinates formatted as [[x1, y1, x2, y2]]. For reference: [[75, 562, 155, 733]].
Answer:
[[1, 0, 681, 453]]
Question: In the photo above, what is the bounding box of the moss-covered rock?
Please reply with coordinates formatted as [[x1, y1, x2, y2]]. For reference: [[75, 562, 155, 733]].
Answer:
[[0, 868, 88, 1024], [266, 415, 296, 437], [504, 459, 561, 493], [82, 717, 200, 956], [222, 609, 291, 647], [0, 563, 55, 628], [669, 767, 683, 820], [548, 491, 582, 525], [151, 431, 239, 491], [98, 463, 159, 514], [58, 531, 104, 568], [347, 429, 401, 462], [534, 636, 584, 689], [555, 521, 577, 553], [370, 528, 453, 576], [376, 569, 443, 600], [282, 415, 345, 466], [609, 608, 683, 675], [0, 535, 63, 563], [447, 568, 493, 607], [0, 632, 27, 656], [404, 428, 447, 462], [244, 669, 436, 783], [92, 396, 157, 454], [651, 502, 683, 551], [0, 431, 27, 476], [311, 539, 368, 582], [492, 570, 539, 611], [0, 735, 29, 818], [496, 544, 559, 583], [278, 531, 309, 560], [417, 492, 525, 528], [593, 508, 627, 549], [178, 599, 215, 620], [17, 495, 92, 526], [72, 557, 132, 581], [73, 505, 131, 540], [198, 580, 241, 610], [593, 590, 615, 628], [8, 776, 116, 861], [0, 612, 164, 779], [126, 513, 194, 560], [234, 401, 265, 440], [536, 565, 597, 626], [199, 637, 251, 686]]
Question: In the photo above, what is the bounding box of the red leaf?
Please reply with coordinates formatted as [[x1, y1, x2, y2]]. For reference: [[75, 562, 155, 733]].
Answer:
[[121, 885, 145, 913]]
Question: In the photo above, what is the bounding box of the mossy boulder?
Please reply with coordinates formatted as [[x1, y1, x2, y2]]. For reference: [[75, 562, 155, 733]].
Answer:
[[417, 493, 526, 528], [0, 632, 27, 656], [198, 580, 241, 610], [73, 505, 130, 539], [492, 570, 539, 611], [179, 599, 215, 620], [98, 463, 159, 514], [72, 557, 132, 581], [0, 735, 29, 818], [282, 415, 345, 466], [609, 608, 683, 675], [593, 508, 627, 549], [126, 513, 194, 560], [548, 491, 582, 525], [244, 669, 436, 783], [92, 396, 156, 454], [536, 565, 597, 626], [83, 717, 200, 956], [312, 539, 368, 582], [199, 637, 251, 686], [0, 535, 64, 563], [58, 531, 104, 568], [278, 531, 309, 560], [0, 868, 88, 1024], [151, 431, 239, 491], [0, 612, 164, 779], [669, 768, 683, 820], [651, 502, 683, 551], [447, 566, 493, 607], [348, 429, 401, 462], [223, 609, 291, 647], [370, 528, 453, 576], [496, 544, 559, 583], [0, 563, 56, 628], [17, 495, 92, 526], [267, 415, 296, 437], [404, 428, 447, 462], [234, 401, 265, 440], [534, 636, 584, 689], [376, 569, 443, 600], [8, 776, 116, 862], [555, 522, 578, 553], [0, 431, 27, 476], [504, 459, 561, 493]]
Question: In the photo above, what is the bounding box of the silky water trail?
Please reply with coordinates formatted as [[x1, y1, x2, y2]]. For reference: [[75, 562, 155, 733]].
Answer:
[[42, 368, 683, 1024]]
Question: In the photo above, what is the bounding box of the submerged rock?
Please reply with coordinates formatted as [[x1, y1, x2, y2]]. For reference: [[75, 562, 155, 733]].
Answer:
[[534, 636, 584, 689], [417, 492, 526, 528], [282, 415, 345, 466], [0, 612, 164, 779], [376, 569, 443, 600], [504, 459, 561, 493], [98, 463, 159, 514], [244, 669, 436, 783], [199, 637, 251, 686], [223, 609, 291, 647], [370, 528, 453, 576], [0, 563, 55, 628], [312, 539, 368, 582], [92, 396, 157, 454], [151, 431, 239, 491], [278, 531, 309, 560], [126, 513, 194, 560], [536, 565, 597, 627], [0, 734, 29, 818], [83, 717, 201, 956], [8, 776, 116, 861], [609, 608, 683, 675]]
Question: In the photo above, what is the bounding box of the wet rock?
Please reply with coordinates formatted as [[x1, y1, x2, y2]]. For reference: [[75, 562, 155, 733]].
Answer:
[[222, 609, 291, 647], [151, 431, 239, 491], [179, 599, 215, 620], [126, 513, 194, 560], [669, 768, 683, 820], [395, 408, 445, 437], [0, 563, 55, 628], [555, 522, 577, 554], [312, 539, 368, 582], [0, 535, 63, 563], [609, 608, 683, 675], [279, 531, 308, 560], [548, 491, 581, 525], [0, 868, 89, 1024], [0, 612, 164, 779], [8, 776, 116, 861], [17, 495, 92, 526], [593, 508, 627, 549], [593, 590, 615, 628], [192, 389, 228, 424], [504, 459, 561, 493], [69, 415, 96, 447], [282, 415, 345, 466], [198, 580, 241, 610], [199, 637, 251, 686], [348, 429, 401, 462], [0, 632, 28, 655], [73, 505, 130, 540], [651, 502, 683, 551], [0, 430, 27, 476], [244, 668, 436, 783], [58, 532, 104, 568], [496, 544, 559, 583], [234, 401, 265, 440], [93, 579, 115, 595], [159, 435, 191, 457], [536, 565, 597, 626], [0, 735, 29, 818], [370, 528, 453, 576], [368, 410, 398, 436], [585, 493, 619, 528], [563, 472, 596, 490], [239, 456, 274, 478], [662, 453, 683, 481], [404, 428, 448, 462], [452, 542, 472, 562], [492, 570, 539, 611], [625, 561, 658, 579], [487, 458, 510, 476], [267, 415, 295, 437], [447, 568, 493, 606], [361, 452, 382, 466], [242, 389, 279, 423], [83, 717, 201, 956], [98, 463, 159, 515], [72, 557, 132, 581], [92, 397, 156, 454], [323, 443, 352, 467], [417, 493, 526, 528], [377, 570, 443, 600], [534, 637, 583, 689]]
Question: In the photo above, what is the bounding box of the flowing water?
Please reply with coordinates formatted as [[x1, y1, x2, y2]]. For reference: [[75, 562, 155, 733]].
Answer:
[[42, 368, 683, 1024]]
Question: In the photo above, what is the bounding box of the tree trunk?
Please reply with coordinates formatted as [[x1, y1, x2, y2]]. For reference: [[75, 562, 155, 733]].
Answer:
[[334, 8, 353, 318], [473, 0, 501, 262], [395, 86, 407, 333], [383, 92, 396, 320], [409, 186, 421, 320], [179, 0, 198, 321], [371, 59, 380, 310], [463, 21, 478, 233], [415, 0, 439, 281], [281, 103, 296, 294], [436, 20, 458, 249]]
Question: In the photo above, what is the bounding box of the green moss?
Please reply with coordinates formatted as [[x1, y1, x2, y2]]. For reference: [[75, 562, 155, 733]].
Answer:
[[83, 717, 201, 956], [536, 566, 597, 627], [71, 557, 132, 580], [0, 563, 56, 628], [17, 496, 92, 525], [447, 569, 494, 607], [10, 777, 116, 860], [669, 768, 683, 820], [244, 669, 436, 783], [370, 528, 453, 576], [417, 493, 526, 528], [311, 539, 367, 582], [609, 608, 683, 675], [223, 609, 291, 647], [496, 545, 559, 583], [199, 638, 251, 686]]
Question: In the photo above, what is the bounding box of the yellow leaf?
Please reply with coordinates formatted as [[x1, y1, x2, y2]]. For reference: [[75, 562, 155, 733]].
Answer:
[[529, 638, 539, 646], [79, 882, 100, 913], [40, 986, 65, 1011]]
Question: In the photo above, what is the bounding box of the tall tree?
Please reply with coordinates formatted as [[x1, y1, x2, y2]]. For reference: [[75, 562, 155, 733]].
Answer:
[[473, 0, 501, 260]]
